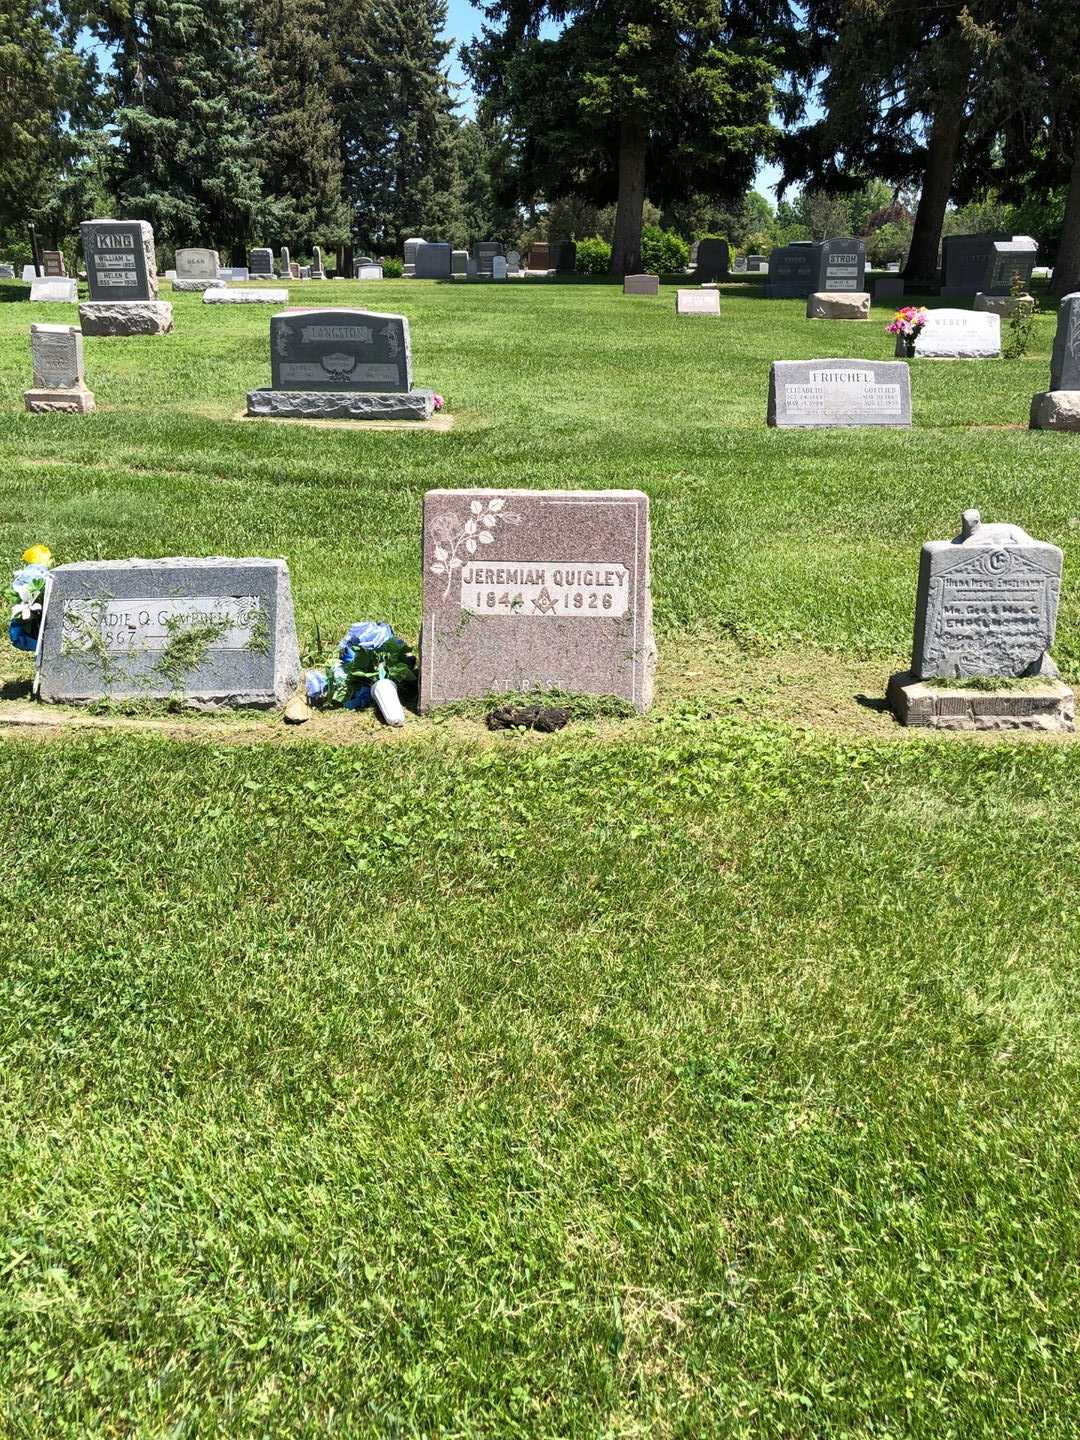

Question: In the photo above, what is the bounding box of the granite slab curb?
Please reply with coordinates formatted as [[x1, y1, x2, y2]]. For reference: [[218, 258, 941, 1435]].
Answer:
[[246, 389, 436, 421], [78, 301, 174, 336], [24, 388, 95, 414], [205, 288, 288, 304], [1030, 391, 1080, 431], [975, 293, 1034, 316], [171, 278, 222, 292], [888, 671, 1075, 732]]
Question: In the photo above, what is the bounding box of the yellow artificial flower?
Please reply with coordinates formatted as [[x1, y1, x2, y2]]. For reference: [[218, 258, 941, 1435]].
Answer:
[[21, 545, 52, 567]]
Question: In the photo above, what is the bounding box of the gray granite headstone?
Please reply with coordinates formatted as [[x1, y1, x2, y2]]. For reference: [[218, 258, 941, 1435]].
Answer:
[[746, 254, 767, 272], [475, 242, 503, 278], [81, 219, 157, 301], [43, 250, 66, 276], [403, 237, 424, 274], [0, 264, 14, 279], [941, 234, 1037, 297], [768, 358, 912, 428], [556, 240, 577, 273], [279, 246, 291, 278], [414, 242, 452, 279], [249, 247, 275, 278], [175, 248, 218, 279], [506, 250, 521, 273], [768, 238, 864, 298], [269, 308, 410, 391], [36, 557, 300, 707], [911, 510, 1062, 679], [451, 249, 468, 276], [1050, 292, 1080, 391], [492, 255, 508, 279], [356, 263, 383, 280], [421, 488, 655, 711], [624, 274, 659, 296], [311, 245, 326, 278], [694, 238, 729, 281]]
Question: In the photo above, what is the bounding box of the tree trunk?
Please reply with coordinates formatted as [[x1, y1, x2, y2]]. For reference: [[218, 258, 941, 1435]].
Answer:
[[610, 117, 647, 276], [1051, 125, 1080, 299], [903, 89, 968, 286]]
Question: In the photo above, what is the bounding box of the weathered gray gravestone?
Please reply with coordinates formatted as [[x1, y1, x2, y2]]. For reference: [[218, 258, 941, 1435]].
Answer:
[[768, 359, 912, 428], [1030, 291, 1080, 431], [247, 307, 438, 420], [492, 255, 508, 280], [414, 242, 452, 279], [624, 274, 660, 296], [42, 251, 66, 276], [311, 246, 326, 278], [24, 323, 95, 413], [903, 308, 1000, 359], [80, 219, 173, 335], [205, 287, 289, 305], [910, 510, 1062, 679], [173, 247, 221, 292], [0, 264, 14, 279], [451, 249, 468, 277], [36, 557, 300, 708], [279, 246, 291, 279], [888, 510, 1073, 733], [249, 247, 275, 278], [941, 234, 1038, 297], [355, 263, 383, 280], [694, 238, 729, 281], [420, 488, 655, 711], [506, 250, 521, 274]]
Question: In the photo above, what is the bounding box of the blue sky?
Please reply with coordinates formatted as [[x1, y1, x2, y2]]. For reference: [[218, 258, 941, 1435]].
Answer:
[[440, 0, 786, 198]]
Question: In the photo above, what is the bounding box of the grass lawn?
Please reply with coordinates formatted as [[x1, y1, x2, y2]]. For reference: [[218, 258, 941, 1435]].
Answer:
[[0, 275, 1078, 1437]]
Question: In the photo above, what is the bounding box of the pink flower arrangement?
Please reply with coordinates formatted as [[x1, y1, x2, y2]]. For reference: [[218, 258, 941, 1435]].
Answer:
[[433, 394, 445, 412], [886, 305, 928, 338]]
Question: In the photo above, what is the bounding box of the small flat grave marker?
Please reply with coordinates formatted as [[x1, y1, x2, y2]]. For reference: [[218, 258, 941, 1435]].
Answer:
[[624, 274, 659, 296], [676, 288, 720, 315], [907, 308, 1000, 359]]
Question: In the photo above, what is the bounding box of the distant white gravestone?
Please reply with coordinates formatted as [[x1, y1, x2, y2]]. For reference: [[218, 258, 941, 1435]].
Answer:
[[676, 289, 720, 316], [904, 308, 1001, 359]]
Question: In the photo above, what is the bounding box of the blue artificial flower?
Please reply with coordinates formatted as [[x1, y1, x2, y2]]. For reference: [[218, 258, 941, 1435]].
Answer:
[[343, 620, 394, 653], [343, 683, 373, 711], [304, 668, 328, 702], [9, 619, 37, 653], [12, 563, 49, 590], [339, 643, 357, 666]]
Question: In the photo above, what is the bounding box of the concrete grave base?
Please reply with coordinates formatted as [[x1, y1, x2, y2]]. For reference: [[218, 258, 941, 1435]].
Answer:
[[246, 388, 437, 421], [807, 291, 871, 320], [236, 409, 453, 433], [975, 292, 1034, 317], [24, 387, 95, 414], [888, 672, 1075, 733], [204, 287, 288, 304], [79, 301, 174, 336], [1029, 391, 1080, 431], [172, 278, 222, 292]]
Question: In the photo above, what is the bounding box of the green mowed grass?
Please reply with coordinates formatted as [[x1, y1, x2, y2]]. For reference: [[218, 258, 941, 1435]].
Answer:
[[0, 278, 1078, 1437]]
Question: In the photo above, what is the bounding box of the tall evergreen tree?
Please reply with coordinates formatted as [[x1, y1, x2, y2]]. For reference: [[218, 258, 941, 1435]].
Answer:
[[333, 0, 464, 253], [88, 0, 265, 255], [465, 0, 788, 274], [254, 0, 350, 254], [0, 0, 98, 251]]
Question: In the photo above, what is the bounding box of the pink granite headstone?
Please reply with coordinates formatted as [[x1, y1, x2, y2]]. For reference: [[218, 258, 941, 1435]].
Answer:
[[421, 488, 655, 711]]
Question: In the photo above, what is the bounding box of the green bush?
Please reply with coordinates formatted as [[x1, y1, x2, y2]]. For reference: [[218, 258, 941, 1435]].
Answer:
[[575, 236, 611, 275], [640, 225, 689, 275], [382, 256, 404, 278]]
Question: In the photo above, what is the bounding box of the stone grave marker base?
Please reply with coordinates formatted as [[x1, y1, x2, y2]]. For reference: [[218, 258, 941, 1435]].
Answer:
[[807, 291, 871, 320], [888, 672, 1075, 733], [975, 293, 1034, 317], [246, 388, 436, 421], [24, 387, 95, 414], [172, 278, 221, 293], [204, 288, 288, 305], [1030, 392, 1080, 431], [79, 301, 173, 336]]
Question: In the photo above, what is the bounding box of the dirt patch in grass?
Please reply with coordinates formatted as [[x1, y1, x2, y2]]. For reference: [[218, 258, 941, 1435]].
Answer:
[[3, 632, 1076, 748]]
